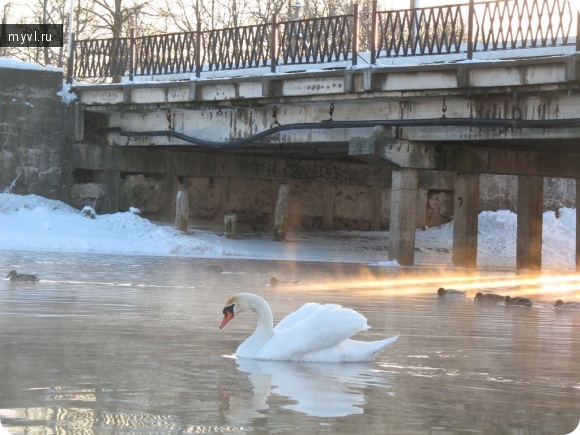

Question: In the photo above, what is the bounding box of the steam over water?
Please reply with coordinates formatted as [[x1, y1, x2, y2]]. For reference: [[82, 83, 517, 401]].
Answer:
[[0, 250, 579, 434]]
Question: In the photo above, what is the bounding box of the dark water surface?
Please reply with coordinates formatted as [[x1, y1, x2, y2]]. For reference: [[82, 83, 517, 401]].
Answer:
[[0, 251, 579, 434]]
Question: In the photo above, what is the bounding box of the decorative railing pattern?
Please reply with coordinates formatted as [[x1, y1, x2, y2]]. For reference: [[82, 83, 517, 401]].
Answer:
[[73, 37, 130, 80], [375, 4, 467, 58], [68, 0, 576, 83], [474, 0, 573, 50], [202, 23, 271, 71], [135, 31, 197, 76], [279, 15, 355, 65]]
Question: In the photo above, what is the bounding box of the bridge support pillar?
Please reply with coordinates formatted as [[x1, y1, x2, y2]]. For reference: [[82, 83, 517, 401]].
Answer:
[[389, 169, 418, 266], [370, 186, 384, 231], [576, 179, 580, 271], [98, 170, 120, 214], [416, 188, 428, 229], [322, 183, 335, 229], [452, 173, 480, 268], [516, 175, 543, 270]]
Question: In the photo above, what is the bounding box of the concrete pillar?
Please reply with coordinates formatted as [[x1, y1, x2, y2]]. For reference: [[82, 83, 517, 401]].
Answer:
[[73, 102, 84, 142], [174, 190, 189, 232], [577, 179, 580, 271], [273, 184, 289, 241], [322, 183, 335, 229], [220, 178, 231, 220], [452, 173, 480, 268], [516, 175, 543, 270], [224, 214, 237, 239], [269, 181, 280, 230], [370, 186, 384, 231], [159, 174, 178, 223], [99, 170, 120, 214], [388, 169, 418, 266], [416, 188, 428, 229]]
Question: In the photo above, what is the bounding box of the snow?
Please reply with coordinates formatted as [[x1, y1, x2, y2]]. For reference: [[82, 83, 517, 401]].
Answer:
[[0, 193, 576, 269], [0, 57, 61, 72]]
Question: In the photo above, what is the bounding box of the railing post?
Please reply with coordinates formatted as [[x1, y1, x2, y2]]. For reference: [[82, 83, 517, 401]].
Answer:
[[66, 32, 75, 84], [371, 1, 377, 64], [576, 11, 580, 52], [467, 0, 475, 60], [128, 28, 134, 81], [352, 3, 359, 66], [271, 14, 278, 73], [195, 22, 202, 78]]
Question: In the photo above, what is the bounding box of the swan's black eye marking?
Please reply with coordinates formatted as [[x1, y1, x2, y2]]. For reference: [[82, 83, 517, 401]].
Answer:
[[223, 304, 235, 316]]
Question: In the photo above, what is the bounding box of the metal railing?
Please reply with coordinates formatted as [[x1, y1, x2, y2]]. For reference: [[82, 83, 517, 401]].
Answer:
[[68, 0, 576, 83]]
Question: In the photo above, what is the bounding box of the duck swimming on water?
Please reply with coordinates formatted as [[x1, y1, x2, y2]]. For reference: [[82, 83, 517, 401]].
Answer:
[[437, 288, 466, 298], [270, 277, 300, 287], [5, 270, 39, 282], [504, 295, 533, 307], [474, 292, 505, 303], [554, 300, 580, 309]]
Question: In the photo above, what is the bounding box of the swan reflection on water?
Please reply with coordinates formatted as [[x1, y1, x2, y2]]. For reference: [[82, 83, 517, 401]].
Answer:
[[222, 358, 394, 419]]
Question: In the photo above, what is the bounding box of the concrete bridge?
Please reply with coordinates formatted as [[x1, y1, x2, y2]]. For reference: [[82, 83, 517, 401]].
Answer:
[[69, 43, 580, 269], [10, 0, 574, 270]]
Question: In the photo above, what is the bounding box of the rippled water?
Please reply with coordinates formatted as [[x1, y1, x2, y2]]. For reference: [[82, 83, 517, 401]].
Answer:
[[0, 250, 579, 434]]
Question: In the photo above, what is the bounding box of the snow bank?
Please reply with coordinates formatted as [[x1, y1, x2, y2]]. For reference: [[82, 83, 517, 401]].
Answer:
[[0, 193, 576, 268]]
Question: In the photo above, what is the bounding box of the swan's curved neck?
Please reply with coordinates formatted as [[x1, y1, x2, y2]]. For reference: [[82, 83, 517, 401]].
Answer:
[[238, 294, 274, 354]]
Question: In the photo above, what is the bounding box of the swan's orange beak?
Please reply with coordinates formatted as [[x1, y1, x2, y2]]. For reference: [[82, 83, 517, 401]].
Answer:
[[220, 305, 235, 329]]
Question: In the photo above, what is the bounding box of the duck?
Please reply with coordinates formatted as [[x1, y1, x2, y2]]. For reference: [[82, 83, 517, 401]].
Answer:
[[437, 288, 466, 298], [5, 270, 39, 282], [554, 300, 580, 309], [205, 265, 224, 274], [474, 292, 505, 303], [219, 293, 398, 362], [270, 277, 300, 287], [504, 295, 533, 307]]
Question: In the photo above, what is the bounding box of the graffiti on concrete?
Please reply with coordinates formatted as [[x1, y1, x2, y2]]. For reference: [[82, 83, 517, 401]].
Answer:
[[244, 158, 369, 184], [283, 159, 368, 184]]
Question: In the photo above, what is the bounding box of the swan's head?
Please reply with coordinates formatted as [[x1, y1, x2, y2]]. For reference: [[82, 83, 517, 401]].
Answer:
[[219, 294, 253, 329], [6, 270, 17, 279], [554, 299, 564, 307]]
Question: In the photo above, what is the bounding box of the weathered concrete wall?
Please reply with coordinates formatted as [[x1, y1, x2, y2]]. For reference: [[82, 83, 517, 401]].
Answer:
[[0, 67, 71, 198]]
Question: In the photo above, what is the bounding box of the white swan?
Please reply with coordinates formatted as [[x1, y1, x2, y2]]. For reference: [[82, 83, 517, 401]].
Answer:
[[219, 293, 398, 362]]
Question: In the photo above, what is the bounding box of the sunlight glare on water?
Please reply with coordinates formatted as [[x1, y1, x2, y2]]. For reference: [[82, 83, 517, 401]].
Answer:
[[0, 250, 579, 434]]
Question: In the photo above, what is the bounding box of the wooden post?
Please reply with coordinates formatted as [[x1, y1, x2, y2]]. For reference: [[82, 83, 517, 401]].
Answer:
[[273, 184, 289, 241], [322, 184, 335, 229], [224, 214, 237, 239], [175, 190, 189, 232]]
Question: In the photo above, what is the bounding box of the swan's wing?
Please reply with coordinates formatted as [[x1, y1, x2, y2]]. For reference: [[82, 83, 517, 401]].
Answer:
[[261, 304, 370, 360], [274, 303, 321, 330]]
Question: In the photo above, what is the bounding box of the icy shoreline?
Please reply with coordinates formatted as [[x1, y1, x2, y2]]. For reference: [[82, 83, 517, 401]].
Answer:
[[0, 193, 576, 269]]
